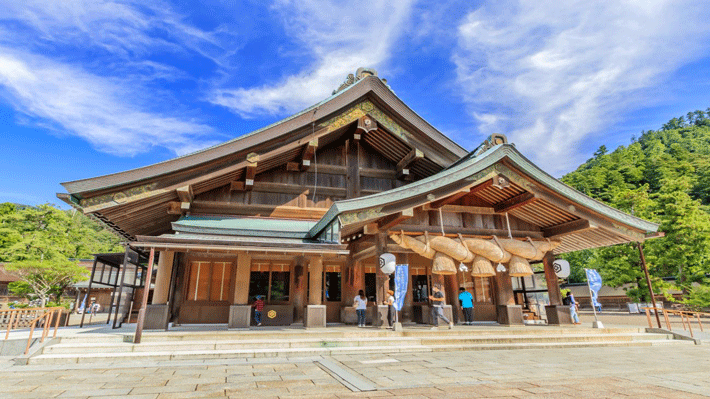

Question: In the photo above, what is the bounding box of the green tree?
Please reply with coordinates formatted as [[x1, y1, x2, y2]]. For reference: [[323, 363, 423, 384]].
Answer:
[[0, 203, 122, 306], [561, 109, 710, 302]]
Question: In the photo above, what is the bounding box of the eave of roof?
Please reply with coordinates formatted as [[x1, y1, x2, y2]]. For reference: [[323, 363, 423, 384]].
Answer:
[[61, 75, 467, 196], [134, 233, 349, 255], [171, 215, 316, 240], [310, 144, 660, 238]]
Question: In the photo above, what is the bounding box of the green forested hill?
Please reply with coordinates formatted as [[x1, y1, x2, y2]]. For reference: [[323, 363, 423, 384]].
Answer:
[[0, 203, 122, 304], [561, 110, 710, 302]]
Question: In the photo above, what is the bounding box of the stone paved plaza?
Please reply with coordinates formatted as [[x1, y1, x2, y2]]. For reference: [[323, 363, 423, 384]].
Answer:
[[1, 343, 709, 398]]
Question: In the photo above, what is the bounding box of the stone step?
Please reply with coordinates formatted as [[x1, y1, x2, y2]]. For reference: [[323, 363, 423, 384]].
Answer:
[[53, 327, 646, 344], [43, 332, 673, 355], [28, 338, 691, 365]]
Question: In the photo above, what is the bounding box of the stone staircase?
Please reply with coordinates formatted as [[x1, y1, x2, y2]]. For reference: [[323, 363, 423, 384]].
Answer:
[[25, 327, 692, 365]]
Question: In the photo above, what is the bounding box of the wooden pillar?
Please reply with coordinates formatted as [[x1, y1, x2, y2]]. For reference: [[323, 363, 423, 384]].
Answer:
[[444, 271, 460, 322], [352, 259, 363, 298], [375, 233, 388, 306], [495, 269, 515, 306], [638, 242, 662, 328], [233, 252, 251, 305], [292, 258, 306, 322], [494, 265, 523, 325], [308, 256, 323, 305], [134, 247, 155, 344], [542, 252, 572, 325], [152, 251, 174, 305], [542, 252, 562, 306], [345, 138, 361, 199]]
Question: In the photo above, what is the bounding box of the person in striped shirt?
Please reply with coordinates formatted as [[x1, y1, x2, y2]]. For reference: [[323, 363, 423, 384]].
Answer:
[[252, 295, 265, 326]]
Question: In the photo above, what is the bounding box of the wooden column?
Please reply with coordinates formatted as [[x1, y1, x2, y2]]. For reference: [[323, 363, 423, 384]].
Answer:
[[542, 252, 562, 306], [444, 271, 460, 322], [308, 256, 323, 305], [152, 251, 174, 305], [494, 266, 523, 325], [638, 242, 662, 328], [134, 247, 155, 344], [345, 138, 361, 199], [292, 258, 306, 322], [352, 259, 364, 298], [495, 269, 515, 306], [233, 252, 251, 305], [375, 233, 388, 306]]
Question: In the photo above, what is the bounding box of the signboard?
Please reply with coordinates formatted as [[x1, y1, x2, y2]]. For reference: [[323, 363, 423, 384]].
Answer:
[[394, 264, 409, 311]]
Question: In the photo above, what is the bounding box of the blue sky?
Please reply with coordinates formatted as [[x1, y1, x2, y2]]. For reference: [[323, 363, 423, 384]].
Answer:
[[1, 1, 709, 207]]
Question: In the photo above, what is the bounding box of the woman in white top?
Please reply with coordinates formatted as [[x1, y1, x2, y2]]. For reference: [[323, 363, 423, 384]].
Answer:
[[353, 290, 367, 327], [386, 289, 395, 328]]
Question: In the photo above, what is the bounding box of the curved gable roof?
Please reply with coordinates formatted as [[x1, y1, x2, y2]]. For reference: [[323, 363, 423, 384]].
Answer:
[[310, 144, 659, 238], [61, 75, 467, 196]]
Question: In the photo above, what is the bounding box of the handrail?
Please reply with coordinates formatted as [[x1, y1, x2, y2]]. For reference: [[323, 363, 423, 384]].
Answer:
[[24, 308, 63, 355], [640, 306, 710, 338], [1, 307, 65, 353]]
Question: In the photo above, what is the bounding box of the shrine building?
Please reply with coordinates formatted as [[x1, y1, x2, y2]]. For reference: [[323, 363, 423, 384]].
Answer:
[[58, 68, 661, 330]]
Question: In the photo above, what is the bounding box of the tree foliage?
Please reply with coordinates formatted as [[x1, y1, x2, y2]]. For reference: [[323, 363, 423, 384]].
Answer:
[[561, 109, 710, 301], [0, 203, 122, 306]]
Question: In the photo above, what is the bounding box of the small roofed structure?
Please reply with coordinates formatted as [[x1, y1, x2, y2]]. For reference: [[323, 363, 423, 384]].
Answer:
[[58, 68, 660, 331]]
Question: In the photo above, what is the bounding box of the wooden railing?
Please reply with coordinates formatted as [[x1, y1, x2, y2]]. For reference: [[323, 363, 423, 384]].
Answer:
[[641, 306, 709, 338], [1, 307, 64, 354]]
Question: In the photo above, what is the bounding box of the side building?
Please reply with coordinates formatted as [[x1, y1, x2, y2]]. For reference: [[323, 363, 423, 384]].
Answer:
[[57, 68, 661, 329]]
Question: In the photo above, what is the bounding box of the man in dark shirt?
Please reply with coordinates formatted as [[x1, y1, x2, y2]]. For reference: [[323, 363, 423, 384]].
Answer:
[[428, 284, 453, 329]]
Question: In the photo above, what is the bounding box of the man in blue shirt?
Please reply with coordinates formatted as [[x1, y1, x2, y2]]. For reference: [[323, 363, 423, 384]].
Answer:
[[458, 287, 474, 325]]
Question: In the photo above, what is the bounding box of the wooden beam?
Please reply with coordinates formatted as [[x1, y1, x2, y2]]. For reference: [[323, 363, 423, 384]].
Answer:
[[286, 162, 300, 172], [469, 179, 494, 195], [353, 246, 377, 261], [377, 209, 414, 231], [301, 139, 318, 171], [176, 185, 193, 203], [190, 200, 328, 220], [167, 201, 182, 215], [363, 223, 379, 235], [230, 181, 245, 191], [429, 188, 472, 209], [494, 192, 536, 213], [396, 148, 423, 179], [390, 225, 544, 239], [543, 219, 592, 239], [422, 204, 496, 214]]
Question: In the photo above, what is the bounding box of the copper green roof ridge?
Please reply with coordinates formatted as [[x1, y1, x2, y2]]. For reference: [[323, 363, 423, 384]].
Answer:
[[310, 144, 659, 238]]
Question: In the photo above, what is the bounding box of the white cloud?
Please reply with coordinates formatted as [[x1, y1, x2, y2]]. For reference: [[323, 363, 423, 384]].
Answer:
[[0, 49, 216, 156], [0, 0, 228, 64], [454, 1, 710, 175], [208, 0, 416, 118], [0, 0, 229, 156]]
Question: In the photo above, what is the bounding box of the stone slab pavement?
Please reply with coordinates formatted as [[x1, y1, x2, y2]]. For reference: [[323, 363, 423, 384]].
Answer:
[[1, 344, 709, 398]]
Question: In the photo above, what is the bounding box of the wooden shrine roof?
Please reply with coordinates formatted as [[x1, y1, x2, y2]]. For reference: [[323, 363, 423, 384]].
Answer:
[[311, 143, 660, 254], [60, 75, 466, 196]]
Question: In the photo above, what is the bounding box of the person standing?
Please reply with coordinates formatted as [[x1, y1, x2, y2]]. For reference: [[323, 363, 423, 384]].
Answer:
[[385, 289, 395, 328], [429, 284, 453, 330], [458, 287, 474, 325], [252, 295, 264, 326], [353, 290, 367, 327], [566, 291, 581, 325]]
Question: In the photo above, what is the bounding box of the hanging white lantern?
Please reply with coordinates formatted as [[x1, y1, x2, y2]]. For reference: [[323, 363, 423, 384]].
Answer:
[[553, 259, 570, 278], [379, 253, 396, 274]]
